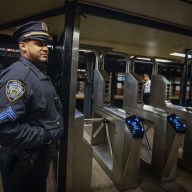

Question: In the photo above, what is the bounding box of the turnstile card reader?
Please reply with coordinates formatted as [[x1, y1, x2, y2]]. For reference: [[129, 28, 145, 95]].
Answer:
[[91, 106, 144, 191], [167, 113, 186, 134], [125, 115, 144, 138]]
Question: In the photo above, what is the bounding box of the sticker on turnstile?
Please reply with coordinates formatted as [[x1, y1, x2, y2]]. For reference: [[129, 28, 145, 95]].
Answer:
[[125, 115, 144, 138], [167, 113, 186, 134]]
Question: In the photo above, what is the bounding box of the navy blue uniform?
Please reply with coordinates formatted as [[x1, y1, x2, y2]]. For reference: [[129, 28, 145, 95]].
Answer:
[[0, 56, 63, 149], [0, 56, 64, 192]]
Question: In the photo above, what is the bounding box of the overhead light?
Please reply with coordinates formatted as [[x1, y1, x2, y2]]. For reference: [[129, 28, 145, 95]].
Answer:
[[136, 57, 151, 61], [130, 56, 150, 60], [170, 52, 192, 58], [130, 56, 151, 60], [77, 69, 86, 72], [131, 56, 172, 63], [79, 49, 92, 53], [156, 59, 172, 63]]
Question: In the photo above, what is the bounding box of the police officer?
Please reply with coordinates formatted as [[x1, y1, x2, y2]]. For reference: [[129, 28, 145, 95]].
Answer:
[[143, 73, 151, 105], [0, 21, 64, 192]]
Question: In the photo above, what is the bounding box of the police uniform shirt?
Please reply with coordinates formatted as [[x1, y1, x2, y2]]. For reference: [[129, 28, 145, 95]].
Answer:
[[143, 79, 151, 94], [0, 57, 64, 149]]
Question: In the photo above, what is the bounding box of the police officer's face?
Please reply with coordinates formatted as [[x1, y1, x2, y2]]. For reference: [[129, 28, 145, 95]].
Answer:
[[19, 40, 49, 63]]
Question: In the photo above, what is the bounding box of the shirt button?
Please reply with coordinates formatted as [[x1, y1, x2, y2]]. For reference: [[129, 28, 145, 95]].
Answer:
[[57, 121, 60, 125]]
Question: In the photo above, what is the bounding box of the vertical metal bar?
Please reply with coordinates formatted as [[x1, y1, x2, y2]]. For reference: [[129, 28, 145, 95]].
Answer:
[[151, 58, 158, 75], [47, 36, 58, 82], [47, 37, 60, 177], [179, 49, 190, 106], [110, 72, 116, 105], [57, 2, 80, 192], [131, 57, 135, 73], [83, 53, 94, 118], [188, 54, 192, 106]]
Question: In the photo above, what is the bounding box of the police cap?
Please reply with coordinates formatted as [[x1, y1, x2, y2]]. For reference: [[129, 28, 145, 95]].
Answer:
[[12, 21, 49, 42]]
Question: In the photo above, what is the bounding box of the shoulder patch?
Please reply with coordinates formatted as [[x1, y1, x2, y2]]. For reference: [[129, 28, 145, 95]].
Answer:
[[6, 80, 25, 102]]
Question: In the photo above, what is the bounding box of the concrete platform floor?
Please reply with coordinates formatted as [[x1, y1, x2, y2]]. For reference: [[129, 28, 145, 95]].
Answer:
[[91, 157, 192, 192], [1, 158, 192, 192]]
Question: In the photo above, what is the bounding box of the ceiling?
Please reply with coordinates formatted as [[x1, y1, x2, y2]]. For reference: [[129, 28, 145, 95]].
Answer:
[[0, 0, 192, 63]]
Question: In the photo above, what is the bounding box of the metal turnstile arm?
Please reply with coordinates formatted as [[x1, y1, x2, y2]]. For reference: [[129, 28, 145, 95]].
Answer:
[[141, 122, 151, 151], [93, 122, 105, 137], [105, 123, 113, 155], [91, 118, 113, 156]]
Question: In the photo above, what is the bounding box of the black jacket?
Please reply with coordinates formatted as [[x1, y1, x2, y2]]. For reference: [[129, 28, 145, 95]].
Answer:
[[0, 57, 64, 149]]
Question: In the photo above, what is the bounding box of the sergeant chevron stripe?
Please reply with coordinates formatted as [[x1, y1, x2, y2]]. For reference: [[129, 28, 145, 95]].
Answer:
[[0, 106, 17, 122]]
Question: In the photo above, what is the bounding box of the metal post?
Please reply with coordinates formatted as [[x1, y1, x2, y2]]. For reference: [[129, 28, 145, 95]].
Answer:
[[46, 36, 58, 83], [188, 52, 192, 106], [57, 2, 80, 192], [179, 49, 190, 106], [83, 53, 95, 118], [46, 36, 60, 176], [110, 72, 116, 105]]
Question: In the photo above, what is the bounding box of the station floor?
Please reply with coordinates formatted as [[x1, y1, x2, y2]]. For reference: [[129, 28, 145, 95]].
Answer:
[[1, 158, 192, 192], [0, 124, 192, 192]]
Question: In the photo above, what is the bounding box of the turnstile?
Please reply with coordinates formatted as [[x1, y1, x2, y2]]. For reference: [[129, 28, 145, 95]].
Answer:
[[91, 106, 144, 190], [123, 61, 186, 182], [89, 52, 144, 191], [150, 73, 192, 173]]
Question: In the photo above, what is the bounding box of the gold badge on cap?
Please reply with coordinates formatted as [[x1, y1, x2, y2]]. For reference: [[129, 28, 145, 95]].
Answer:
[[42, 22, 48, 32]]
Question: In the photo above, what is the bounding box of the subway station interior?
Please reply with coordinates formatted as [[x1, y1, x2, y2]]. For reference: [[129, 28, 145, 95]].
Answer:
[[1, 0, 192, 191]]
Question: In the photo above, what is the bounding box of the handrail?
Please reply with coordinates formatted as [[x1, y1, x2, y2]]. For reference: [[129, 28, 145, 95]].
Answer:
[[151, 58, 158, 75], [100, 51, 130, 72], [130, 56, 158, 74], [79, 49, 100, 70]]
